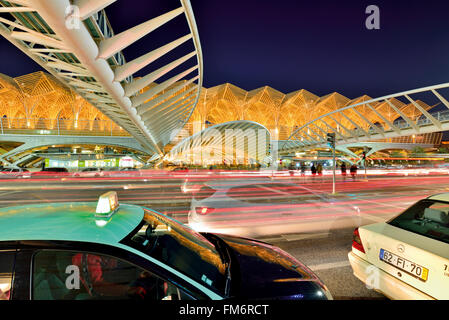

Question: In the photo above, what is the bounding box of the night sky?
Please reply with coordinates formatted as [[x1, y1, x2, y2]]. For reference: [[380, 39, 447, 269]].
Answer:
[[1, 0, 449, 99]]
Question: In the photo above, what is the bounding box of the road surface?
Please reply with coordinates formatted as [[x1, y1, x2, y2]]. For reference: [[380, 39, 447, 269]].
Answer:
[[1, 172, 448, 299]]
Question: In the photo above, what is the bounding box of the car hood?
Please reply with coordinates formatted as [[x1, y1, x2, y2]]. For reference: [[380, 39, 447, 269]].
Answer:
[[209, 233, 331, 300]]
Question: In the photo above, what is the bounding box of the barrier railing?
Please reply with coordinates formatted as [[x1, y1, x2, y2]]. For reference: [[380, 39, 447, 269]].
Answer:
[[283, 82, 449, 150], [0, 118, 130, 136]]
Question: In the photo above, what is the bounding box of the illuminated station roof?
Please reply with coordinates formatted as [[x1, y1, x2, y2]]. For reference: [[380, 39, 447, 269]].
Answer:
[[0, 71, 115, 131], [0, 73, 437, 151], [0, 71, 194, 136], [187, 83, 435, 140]]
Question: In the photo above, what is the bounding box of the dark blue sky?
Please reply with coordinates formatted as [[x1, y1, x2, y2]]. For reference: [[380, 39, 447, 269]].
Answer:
[[1, 0, 449, 99]]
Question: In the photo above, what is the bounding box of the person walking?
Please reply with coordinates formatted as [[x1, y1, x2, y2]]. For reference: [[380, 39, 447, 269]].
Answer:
[[316, 163, 323, 182], [350, 163, 358, 180], [317, 163, 323, 176], [340, 162, 347, 181], [311, 163, 317, 179], [288, 162, 295, 176], [300, 162, 306, 176]]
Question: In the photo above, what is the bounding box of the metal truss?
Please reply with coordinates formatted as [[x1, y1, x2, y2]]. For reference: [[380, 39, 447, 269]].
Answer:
[[0, 133, 146, 165], [0, 0, 203, 156], [282, 83, 449, 152]]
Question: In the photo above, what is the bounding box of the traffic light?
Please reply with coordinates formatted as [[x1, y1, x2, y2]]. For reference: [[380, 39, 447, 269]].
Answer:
[[362, 151, 366, 160], [326, 132, 336, 148]]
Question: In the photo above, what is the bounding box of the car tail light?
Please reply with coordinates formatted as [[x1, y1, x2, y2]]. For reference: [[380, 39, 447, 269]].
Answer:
[[196, 206, 214, 215], [352, 227, 365, 253]]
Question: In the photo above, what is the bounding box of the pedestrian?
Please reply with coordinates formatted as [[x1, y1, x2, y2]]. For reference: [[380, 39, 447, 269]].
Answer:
[[288, 162, 295, 176], [300, 162, 306, 176], [317, 163, 323, 176], [311, 163, 317, 177], [350, 163, 358, 180], [341, 162, 347, 180]]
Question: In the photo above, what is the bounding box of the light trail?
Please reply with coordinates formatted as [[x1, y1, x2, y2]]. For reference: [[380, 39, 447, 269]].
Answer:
[[0, 170, 449, 237]]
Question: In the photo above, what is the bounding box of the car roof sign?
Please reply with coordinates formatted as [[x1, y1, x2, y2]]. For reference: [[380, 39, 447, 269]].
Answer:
[[96, 191, 119, 219]]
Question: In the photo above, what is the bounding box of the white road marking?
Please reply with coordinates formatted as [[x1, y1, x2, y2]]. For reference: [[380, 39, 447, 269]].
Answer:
[[309, 260, 351, 271], [257, 232, 329, 243], [256, 236, 283, 243], [0, 190, 21, 197], [357, 197, 409, 210], [281, 232, 329, 241]]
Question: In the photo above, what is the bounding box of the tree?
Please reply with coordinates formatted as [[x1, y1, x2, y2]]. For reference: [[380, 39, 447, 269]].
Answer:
[[390, 150, 406, 158], [411, 146, 425, 154], [437, 147, 449, 154]]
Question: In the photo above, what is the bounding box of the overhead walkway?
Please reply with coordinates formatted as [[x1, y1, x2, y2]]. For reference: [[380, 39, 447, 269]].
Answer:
[[282, 83, 449, 152], [0, 133, 146, 165]]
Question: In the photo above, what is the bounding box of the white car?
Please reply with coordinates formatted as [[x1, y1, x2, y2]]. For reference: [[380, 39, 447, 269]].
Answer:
[[348, 193, 449, 300], [188, 178, 361, 237], [106, 167, 142, 177], [73, 167, 108, 178], [0, 167, 31, 179]]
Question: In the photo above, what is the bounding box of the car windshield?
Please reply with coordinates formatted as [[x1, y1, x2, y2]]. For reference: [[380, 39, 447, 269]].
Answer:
[[388, 199, 449, 244], [121, 208, 227, 294]]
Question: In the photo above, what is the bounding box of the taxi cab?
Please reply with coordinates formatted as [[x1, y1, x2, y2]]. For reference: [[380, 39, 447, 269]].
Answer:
[[349, 192, 449, 300], [0, 192, 332, 300]]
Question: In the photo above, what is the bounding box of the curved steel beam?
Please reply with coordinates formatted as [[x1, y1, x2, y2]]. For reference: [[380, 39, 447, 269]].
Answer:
[[0, 0, 203, 156], [283, 83, 449, 152], [167, 120, 270, 163]]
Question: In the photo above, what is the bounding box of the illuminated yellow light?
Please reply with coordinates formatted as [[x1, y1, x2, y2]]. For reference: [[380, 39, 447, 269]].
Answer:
[[95, 220, 108, 227], [96, 191, 119, 216]]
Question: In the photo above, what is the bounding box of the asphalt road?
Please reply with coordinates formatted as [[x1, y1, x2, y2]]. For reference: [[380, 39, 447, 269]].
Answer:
[[1, 172, 449, 299], [265, 228, 385, 299]]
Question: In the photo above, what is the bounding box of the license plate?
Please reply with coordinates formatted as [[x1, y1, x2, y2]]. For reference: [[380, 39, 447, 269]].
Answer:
[[379, 249, 429, 282]]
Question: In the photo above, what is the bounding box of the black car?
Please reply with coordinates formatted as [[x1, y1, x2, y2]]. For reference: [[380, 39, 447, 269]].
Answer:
[[0, 192, 332, 300]]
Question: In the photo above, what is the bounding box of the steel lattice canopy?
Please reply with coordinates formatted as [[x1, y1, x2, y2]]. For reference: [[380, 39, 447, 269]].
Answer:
[[0, 0, 203, 156], [166, 120, 271, 164]]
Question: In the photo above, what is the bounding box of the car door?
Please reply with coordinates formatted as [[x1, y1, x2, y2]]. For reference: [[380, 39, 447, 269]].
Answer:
[[0, 250, 16, 300], [19, 242, 205, 300]]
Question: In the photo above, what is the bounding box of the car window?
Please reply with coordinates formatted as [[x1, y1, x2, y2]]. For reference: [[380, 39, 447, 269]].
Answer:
[[123, 209, 226, 295], [0, 251, 15, 300], [32, 250, 194, 300], [389, 199, 449, 244]]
